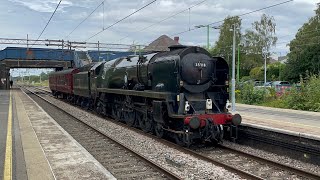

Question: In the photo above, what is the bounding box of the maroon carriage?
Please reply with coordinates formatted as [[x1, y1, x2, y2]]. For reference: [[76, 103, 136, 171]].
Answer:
[[49, 68, 79, 98]]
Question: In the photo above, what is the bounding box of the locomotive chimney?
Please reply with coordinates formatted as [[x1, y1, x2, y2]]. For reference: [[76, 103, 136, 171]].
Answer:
[[174, 36, 179, 44]]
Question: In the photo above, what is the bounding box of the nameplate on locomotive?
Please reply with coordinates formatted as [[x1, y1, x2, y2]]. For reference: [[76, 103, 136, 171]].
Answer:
[[194, 62, 207, 68]]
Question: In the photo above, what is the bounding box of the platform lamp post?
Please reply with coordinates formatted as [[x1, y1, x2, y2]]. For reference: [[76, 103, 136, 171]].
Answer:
[[237, 43, 244, 83], [237, 44, 240, 83], [262, 47, 267, 88], [194, 24, 220, 49], [230, 24, 240, 113], [98, 41, 100, 61]]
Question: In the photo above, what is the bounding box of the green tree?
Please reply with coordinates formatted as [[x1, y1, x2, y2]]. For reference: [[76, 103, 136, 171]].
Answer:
[[267, 62, 286, 81], [30, 75, 40, 83], [210, 16, 242, 67], [249, 66, 263, 80], [284, 4, 320, 82], [210, 14, 278, 80], [242, 14, 278, 77], [40, 72, 49, 81], [249, 62, 286, 81], [243, 14, 277, 57]]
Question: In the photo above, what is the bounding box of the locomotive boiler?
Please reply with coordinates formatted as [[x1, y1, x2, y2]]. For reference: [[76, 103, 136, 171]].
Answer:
[[90, 45, 241, 146], [49, 45, 241, 146]]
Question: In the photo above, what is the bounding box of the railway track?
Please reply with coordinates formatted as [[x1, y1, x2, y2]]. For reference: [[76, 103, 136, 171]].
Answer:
[[194, 145, 320, 180], [25, 86, 320, 180], [21, 87, 180, 180], [238, 125, 320, 157]]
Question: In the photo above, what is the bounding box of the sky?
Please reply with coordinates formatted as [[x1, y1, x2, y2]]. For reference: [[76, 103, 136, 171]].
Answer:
[[0, 0, 319, 62], [10, 68, 54, 77]]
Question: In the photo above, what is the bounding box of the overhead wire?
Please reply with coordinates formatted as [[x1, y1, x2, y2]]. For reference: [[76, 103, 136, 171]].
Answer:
[[31, 0, 63, 47], [287, 41, 320, 48], [227, 24, 320, 52], [214, 36, 320, 57], [116, 0, 207, 43], [171, 0, 294, 36], [142, 0, 294, 55], [247, 29, 320, 48], [276, 35, 320, 47], [65, 0, 105, 39], [86, 0, 158, 41], [277, 28, 320, 39]]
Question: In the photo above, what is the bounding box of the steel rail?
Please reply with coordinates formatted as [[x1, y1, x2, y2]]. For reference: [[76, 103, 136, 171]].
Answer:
[[29, 86, 320, 179], [28, 86, 262, 179], [21, 86, 181, 180], [219, 144, 320, 180], [239, 129, 320, 156]]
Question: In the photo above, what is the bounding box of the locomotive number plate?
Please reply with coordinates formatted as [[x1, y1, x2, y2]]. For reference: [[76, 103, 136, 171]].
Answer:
[[194, 62, 207, 68]]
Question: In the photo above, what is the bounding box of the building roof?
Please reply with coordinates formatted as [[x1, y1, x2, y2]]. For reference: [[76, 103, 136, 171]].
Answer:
[[143, 35, 180, 52]]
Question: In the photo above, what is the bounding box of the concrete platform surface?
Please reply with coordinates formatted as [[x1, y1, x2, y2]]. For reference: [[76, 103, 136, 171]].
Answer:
[[236, 103, 320, 139], [1, 89, 116, 180]]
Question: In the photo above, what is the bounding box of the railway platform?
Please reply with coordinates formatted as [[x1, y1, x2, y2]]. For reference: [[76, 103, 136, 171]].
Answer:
[[0, 89, 115, 180], [237, 103, 320, 140]]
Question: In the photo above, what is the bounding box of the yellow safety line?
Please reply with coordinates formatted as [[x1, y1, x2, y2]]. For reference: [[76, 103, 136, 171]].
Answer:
[[3, 90, 12, 180]]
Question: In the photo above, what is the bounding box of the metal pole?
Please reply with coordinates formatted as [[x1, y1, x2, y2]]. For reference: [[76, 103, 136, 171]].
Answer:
[[98, 41, 100, 62], [264, 53, 267, 87], [207, 25, 210, 49], [231, 25, 236, 113], [237, 44, 240, 83], [27, 34, 29, 50]]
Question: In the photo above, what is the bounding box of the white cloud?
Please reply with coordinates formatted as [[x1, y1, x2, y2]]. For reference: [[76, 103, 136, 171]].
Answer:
[[0, 0, 319, 55], [294, 0, 319, 5], [9, 0, 73, 12]]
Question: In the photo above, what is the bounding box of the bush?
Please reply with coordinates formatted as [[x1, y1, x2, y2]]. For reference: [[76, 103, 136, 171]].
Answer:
[[282, 87, 306, 110], [283, 75, 320, 111], [240, 76, 251, 82], [237, 75, 320, 112], [238, 83, 267, 104], [260, 99, 288, 108]]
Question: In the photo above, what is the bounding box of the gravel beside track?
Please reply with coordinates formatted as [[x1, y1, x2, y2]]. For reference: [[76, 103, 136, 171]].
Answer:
[[25, 87, 243, 179]]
